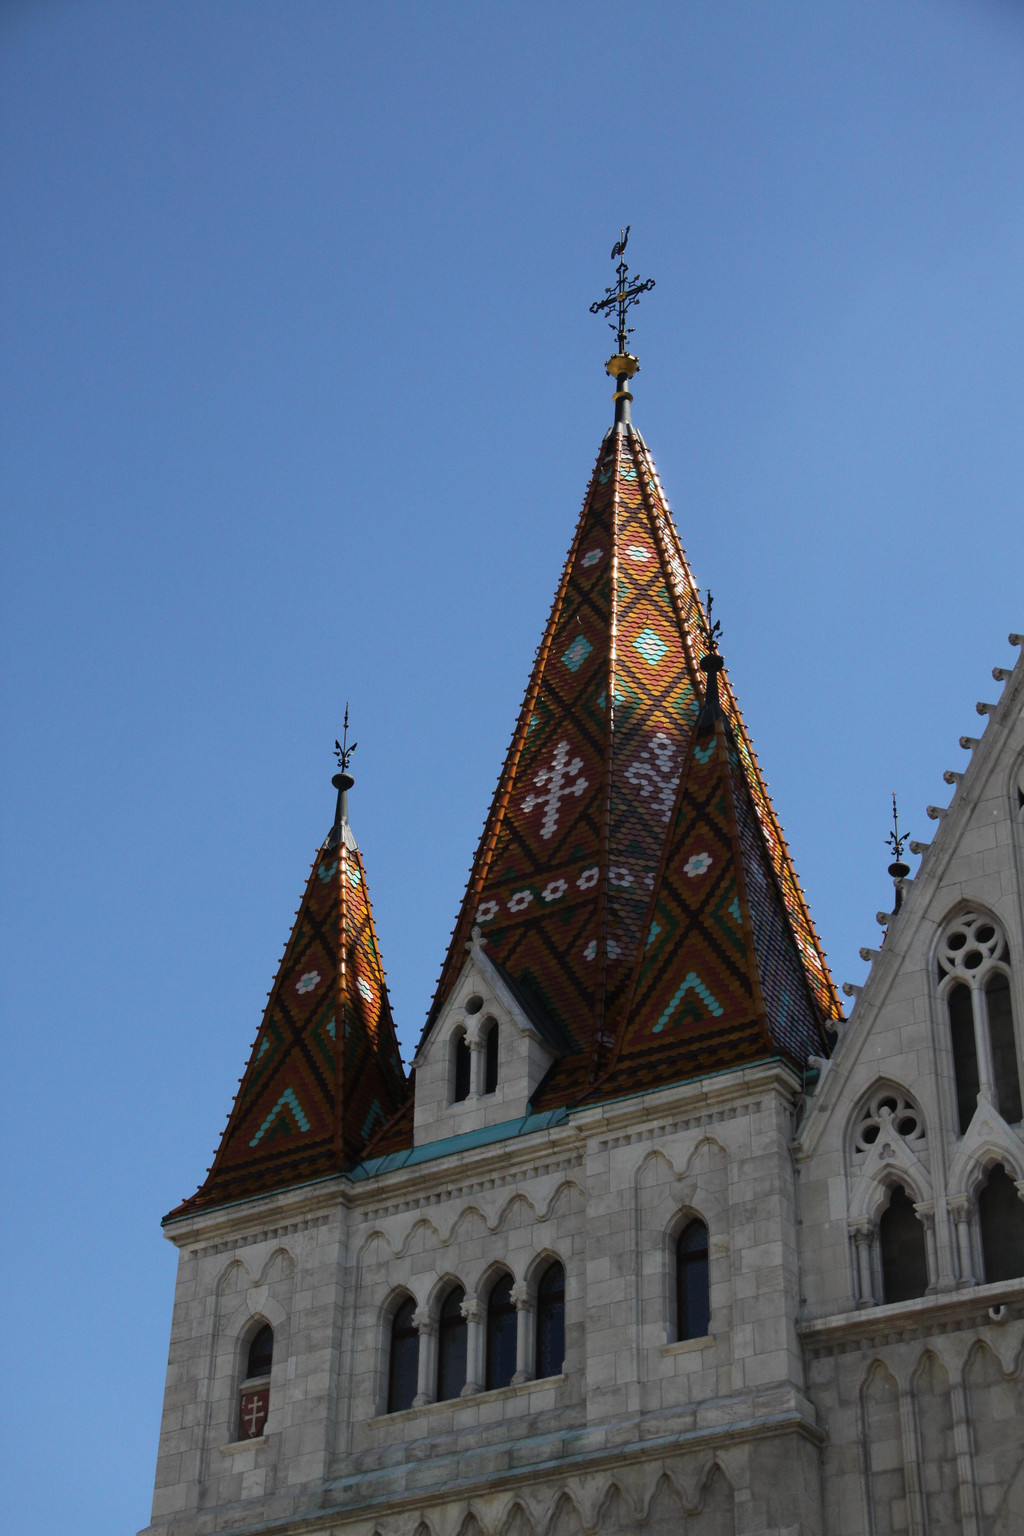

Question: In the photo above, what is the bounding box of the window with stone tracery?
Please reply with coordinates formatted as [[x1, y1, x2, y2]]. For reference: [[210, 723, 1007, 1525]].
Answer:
[[238, 1322, 273, 1440], [851, 1088, 926, 1160], [938, 912, 1022, 1133]]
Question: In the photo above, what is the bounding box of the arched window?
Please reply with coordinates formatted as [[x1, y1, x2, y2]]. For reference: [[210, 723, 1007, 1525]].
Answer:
[[978, 1164, 1024, 1284], [238, 1323, 273, 1440], [387, 1297, 419, 1413], [675, 1219, 710, 1341], [987, 974, 1023, 1124], [486, 1272, 517, 1390], [535, 1261, 565, 1379], [436, 1286, 467, 1401], [939, 913, 1022, 1132], [948, 984, 980, 1135], [483, 1019, 499, 1095], [878, 1185, 928, 1303], [452, 1030, 471, 1103]]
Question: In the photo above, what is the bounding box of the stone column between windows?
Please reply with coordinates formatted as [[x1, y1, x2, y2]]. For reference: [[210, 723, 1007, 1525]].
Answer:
[[412, 1312, 436, 1408], [915, 1200, 938, 1293], [851, 1223, 875, 1307], [461, 1297, 483, 1395], [467, 1038, 484, 1100], [971, 984, 996, 1106], [511, 1282, 535, 1385], [948, 1197, 975, 1287]]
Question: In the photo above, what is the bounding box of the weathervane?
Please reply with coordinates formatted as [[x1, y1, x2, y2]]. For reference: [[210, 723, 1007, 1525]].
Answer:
[[700, 589, 723, 657], [886, 791, 911, 912], [334, 704, 357, 774], [589, 226, 656, 356], [885, 791, 907, 864]]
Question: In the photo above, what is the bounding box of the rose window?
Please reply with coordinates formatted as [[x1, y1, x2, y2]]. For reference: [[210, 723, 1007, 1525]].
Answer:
[[853, 1089, 926, 1158], [937, 912, 1006, 980]]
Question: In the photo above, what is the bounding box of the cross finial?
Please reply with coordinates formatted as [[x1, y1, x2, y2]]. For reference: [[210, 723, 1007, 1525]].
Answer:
[[589, 227, 656, 357], [334, 703, 357, 774]]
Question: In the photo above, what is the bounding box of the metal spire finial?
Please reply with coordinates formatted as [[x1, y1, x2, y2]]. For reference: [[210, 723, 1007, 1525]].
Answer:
[[886, 791, 911, 912], [695, 590, 727, 730], [590, 228, 656, 428], [700, 589, 723, 658], [334, 703, 357, 774], [326, 704, 357, 850]]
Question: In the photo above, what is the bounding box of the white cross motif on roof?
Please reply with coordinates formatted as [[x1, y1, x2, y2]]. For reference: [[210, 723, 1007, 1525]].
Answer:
[[523, 739, 589, 840], [624, 731, 680, 823]]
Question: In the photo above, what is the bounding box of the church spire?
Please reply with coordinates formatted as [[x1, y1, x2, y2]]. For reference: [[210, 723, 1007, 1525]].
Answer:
[[167, 741, 406, 1217], [422, 281, 840, 1099]]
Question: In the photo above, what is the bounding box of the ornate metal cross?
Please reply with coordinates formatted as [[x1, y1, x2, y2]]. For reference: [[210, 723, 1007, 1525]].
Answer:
[[589, 226, 656, 355], [886, 792, 908, 864]]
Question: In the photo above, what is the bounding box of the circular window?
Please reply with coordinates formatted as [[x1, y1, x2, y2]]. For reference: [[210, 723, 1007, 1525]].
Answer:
[[938, 913, 1005, 979], [464, 995, 484, 1015], [853, 1089, 926, 1157]]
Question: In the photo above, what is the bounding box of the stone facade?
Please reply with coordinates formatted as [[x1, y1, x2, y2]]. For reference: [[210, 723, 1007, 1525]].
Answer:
[[142, 649, 1024, 1536]]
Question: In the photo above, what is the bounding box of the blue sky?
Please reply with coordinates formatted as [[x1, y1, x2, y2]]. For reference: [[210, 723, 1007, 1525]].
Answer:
[[2, 3, 1023, 1530]]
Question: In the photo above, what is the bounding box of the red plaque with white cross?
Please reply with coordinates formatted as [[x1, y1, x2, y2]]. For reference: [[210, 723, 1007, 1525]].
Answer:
[[238, 1388, 269, 1439]]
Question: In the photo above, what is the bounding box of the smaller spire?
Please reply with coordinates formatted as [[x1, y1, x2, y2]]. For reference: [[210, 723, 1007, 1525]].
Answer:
[[326, 704, 357, 851], [589, 226, 655, 430], [695, 590, 726, 731], [885, 791, 911, 913]]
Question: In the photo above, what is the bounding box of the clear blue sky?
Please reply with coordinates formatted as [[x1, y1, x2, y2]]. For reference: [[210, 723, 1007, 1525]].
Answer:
[[2, 3, 1023, 1530]]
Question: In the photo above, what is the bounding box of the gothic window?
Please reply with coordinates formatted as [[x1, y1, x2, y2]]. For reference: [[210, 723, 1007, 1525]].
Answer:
[[878, 1185, 928, 1303], [938, 912, 1021, 1132], [387, 1296, 419, 1414], [675, 1219, 711, 1341], [238, 1323, 273, 1440], [436, 1286, 467, 1401], [452, 1029, 471, 1103], [987, 974, 1023, 1124], [852, 1088, 926, 1159], [535, 1260, 565, 1379], [978, 1164, 1024, 1284], [483, 1018, 499, 1094], [485, 1272, 517, 1390]]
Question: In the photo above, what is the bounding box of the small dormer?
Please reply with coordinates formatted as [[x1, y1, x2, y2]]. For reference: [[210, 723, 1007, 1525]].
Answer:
[[412, 932, 567, 1146]]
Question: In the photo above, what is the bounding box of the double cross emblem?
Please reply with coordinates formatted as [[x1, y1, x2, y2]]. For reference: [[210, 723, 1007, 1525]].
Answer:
[[522, 740, 589, 840]]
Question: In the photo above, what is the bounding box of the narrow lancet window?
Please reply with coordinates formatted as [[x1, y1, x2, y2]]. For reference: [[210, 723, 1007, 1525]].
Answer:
[[879, 1185, 928, 1303], [949, 983, 980, 1135], [436, 1287, 467, 1400], [485, 1273, 517, 1390], [387, 1298, 419, 1413], [238, 1323, 273, 1440], [452, 1031, 471, 1103], [535, 1261, 565, 1378], [978, 1164, 1024, 1284], [987, 973, 1022, 1124], [675, 1219, 710, 1341], [484, 1019, 499, 1094]]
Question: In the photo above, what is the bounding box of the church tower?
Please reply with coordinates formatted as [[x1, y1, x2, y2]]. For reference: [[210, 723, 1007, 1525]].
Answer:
[[142, 243, 1024, 1536]]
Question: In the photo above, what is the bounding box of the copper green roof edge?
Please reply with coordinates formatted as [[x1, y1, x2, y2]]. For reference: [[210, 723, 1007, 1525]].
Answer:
[[348, 1108, 570, 1180]]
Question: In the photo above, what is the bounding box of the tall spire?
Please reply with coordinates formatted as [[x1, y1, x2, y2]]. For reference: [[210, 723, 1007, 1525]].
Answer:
[[168, 743, 406, 1217], [589, 226, 656, 431], [422, 324, 840, 1100]]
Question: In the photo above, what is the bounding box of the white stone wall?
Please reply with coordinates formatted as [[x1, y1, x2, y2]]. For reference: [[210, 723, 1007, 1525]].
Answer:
[[143, 1065, 821, 1535]]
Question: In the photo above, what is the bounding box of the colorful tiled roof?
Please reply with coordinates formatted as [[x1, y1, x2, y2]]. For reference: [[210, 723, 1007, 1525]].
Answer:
[[592, 660, 826, 1100], [423, 419, 840, 1102], [167, 797, 406, 1218]]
